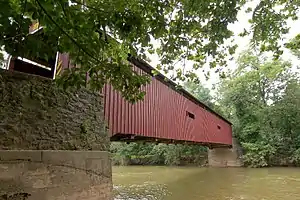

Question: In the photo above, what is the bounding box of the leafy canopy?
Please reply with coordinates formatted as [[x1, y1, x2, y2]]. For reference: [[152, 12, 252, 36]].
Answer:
[[1, 0, 300, 101], [183, 81, 214, 108], [218, 49, 300, 167]]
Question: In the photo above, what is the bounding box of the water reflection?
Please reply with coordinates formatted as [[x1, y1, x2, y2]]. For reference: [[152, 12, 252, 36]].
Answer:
[[113, 166, 300, 200]]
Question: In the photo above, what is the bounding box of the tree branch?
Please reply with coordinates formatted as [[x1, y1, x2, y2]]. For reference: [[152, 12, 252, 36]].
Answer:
[[35, 0, 100, 64]]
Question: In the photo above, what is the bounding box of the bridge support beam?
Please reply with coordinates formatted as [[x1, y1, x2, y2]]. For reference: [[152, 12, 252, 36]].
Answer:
[[208, 138, 243, 167]]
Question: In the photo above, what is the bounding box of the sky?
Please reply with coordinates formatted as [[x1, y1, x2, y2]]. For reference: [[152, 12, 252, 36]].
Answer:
[[147, 0, 300, 92]]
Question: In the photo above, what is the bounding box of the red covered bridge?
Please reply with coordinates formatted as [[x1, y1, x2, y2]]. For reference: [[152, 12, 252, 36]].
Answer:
[[7, 53, 233, 148], [104, 59, 232, 147], [6, 24, 232, 148]]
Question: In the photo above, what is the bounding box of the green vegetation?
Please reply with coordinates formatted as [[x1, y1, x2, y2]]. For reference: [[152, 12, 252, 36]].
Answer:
[[218, 49, 300, 167], [111, 142, 207, 166], [2, 0, 300, 102]]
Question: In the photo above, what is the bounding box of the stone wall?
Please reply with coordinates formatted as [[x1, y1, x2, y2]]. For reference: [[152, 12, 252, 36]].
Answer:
[[208, 138, 243, 167], [0, 69, 108, 150], [0, 70, 112, 199], [0, 150, 112, 200]]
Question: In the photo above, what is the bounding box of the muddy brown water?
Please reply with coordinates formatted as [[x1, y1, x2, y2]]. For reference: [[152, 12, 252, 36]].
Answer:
[[113, 166, 300, 200]]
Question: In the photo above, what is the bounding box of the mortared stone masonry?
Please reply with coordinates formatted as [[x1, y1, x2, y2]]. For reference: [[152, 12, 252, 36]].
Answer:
[[0, 70, 112, 199]]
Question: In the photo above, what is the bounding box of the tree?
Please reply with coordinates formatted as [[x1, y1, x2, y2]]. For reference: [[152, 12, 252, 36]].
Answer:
[[267, 79, 300, 166], [287, 35, 300, 60], [218, 49, 300, 167], [110, 141, 207, 166], [183, 81, 214, 108], [2, 0, 300, 101]]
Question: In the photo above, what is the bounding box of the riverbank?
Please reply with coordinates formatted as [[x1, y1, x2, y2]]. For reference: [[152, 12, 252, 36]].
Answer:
[[112, 154, 208, 166], [110, 142, 208, 166], [110, 139, 244, 168], [110, 140, 300, 168]]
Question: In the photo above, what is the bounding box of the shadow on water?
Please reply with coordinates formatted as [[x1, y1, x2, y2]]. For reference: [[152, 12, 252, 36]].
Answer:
[[113, 166, 300, 200]]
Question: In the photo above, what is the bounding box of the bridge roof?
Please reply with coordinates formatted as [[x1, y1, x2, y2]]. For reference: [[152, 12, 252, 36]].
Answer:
[[129, 57, 232, 125]]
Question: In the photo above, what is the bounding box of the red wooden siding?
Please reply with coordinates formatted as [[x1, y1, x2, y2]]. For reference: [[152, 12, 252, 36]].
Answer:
[[103, 65, 232, 146]]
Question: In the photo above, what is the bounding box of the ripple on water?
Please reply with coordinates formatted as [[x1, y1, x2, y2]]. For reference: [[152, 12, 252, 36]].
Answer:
[[113, 183, 170, 200]]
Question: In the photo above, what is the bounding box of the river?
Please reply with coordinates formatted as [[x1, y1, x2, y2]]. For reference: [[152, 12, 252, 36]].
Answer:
[[112, 166, 300, 200]]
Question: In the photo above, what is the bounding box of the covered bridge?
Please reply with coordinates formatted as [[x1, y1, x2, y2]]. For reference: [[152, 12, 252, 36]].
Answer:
[[7, 52, 232, 148], [5, 22, 233, 148]]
